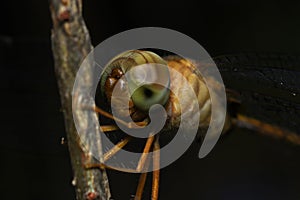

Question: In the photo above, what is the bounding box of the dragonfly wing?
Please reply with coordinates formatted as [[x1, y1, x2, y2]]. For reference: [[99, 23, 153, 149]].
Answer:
[[214, 53, 300, 134]]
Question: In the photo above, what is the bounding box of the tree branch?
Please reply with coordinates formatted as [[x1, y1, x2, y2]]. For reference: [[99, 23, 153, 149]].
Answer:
[[49, 0, 111, 199]]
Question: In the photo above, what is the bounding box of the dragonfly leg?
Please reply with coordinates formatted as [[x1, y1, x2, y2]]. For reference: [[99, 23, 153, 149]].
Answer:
[[100, 125, 119, 132], [84, 163, 139, 173], [134, 157, 151, 200], [152, 136, 160, 200], [84, 135, 132, 171], [135, 135, 159, 200], [103, 136, 132, 162], [137, 135, 155, 172], [233, 114, 300, 145], [84, 130, 154, 174], [93, 106, 148, 129]]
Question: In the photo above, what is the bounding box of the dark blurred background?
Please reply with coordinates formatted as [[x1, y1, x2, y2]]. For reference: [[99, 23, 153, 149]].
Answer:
[[0, 0, 300, 200]]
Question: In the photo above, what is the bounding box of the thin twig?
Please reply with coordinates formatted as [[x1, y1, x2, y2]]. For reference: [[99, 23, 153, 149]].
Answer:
[[49, 0, 111, 199]]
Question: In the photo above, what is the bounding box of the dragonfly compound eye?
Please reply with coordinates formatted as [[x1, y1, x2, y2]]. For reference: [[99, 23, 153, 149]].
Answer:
[[99, 50, 170, 118]]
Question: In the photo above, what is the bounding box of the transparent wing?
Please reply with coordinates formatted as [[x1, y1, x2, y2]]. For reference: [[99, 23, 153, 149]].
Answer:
[[213, 53, 300, 133]]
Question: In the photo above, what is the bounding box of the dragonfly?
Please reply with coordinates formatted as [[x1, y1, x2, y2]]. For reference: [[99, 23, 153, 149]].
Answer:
[[85, 50, 300, 200]]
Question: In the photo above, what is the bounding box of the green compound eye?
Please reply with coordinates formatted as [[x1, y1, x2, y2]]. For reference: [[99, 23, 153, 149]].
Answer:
[[130, 83, 170, 111], [100, 50, 170, 112], [127, 58, 170, 111]]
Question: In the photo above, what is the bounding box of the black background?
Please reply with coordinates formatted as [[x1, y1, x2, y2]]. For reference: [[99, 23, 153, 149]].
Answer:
[[1, 1, 300, 200]]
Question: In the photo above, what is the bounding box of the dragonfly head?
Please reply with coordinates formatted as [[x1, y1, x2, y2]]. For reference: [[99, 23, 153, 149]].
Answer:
[[99, 50, 170, 122]]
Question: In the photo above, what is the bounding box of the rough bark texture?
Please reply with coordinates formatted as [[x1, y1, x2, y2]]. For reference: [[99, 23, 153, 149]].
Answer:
[[49, 0, 111, 199]]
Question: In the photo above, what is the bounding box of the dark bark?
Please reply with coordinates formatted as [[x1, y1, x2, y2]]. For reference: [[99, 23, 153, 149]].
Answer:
[[49, 0, 111, 199]]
